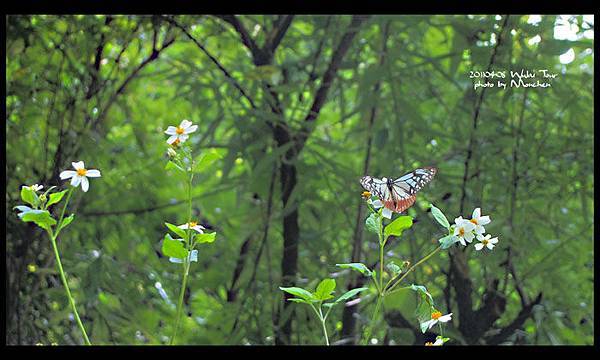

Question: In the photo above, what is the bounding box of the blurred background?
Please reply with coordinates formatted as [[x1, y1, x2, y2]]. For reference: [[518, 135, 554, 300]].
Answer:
[[5, 15, 594, 345]]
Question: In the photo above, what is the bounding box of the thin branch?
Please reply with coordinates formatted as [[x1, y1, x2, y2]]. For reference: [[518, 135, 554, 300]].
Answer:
[[162, 15, 257, 109]]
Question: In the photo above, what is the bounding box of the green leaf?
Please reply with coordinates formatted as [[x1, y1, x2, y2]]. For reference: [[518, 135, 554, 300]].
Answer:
[[384, 215, 413, 239], [279, 286, 316, 302], [165, 160, 184, 172], [365, 213, 380, 234], [335, 287, 368, 304], [314, 279, 336, 301], [161, 234, 188, 259], [193, 149, 223, 173], [439, 234, 459, 249], [58, 214, 75, 232], [195, 232, 216, 244], [20, 210, 56, 230], [165, 222, 188, 238], [386, 261, 401, 275], [20, 186, 37, 207], [46, 189, 68, 208], [287, 298, 309, 304], [336, 262, 372, 277], [430, 203, 450, 229]]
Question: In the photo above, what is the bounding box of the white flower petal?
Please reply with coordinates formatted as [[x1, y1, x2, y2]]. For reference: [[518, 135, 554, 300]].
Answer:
[[474, 243, 484, 251], [439, 313, 452, 322], [192, 225, 205, 233], [458, 237, 467, 246], [464, 231, 475, 243], [489, 237, 499, 244], [184, 125, 198, 134], [180, 119, 192, 129], [382, 207, 393, 219], [86, 169, 101, 177], [372, 199, 383, 209], [487, 243, 495, 250], [428, 319, 438, 330], [178, 224, 189, 229], [60, 170, 76, 179], [178, 134, 189, 143], [165, 126, 178, 135], [472, 207, 481, 219], [478, 215, 491, 225], [81, 177, 89, 192], [72, 161, 85, 170], [167, 135, 179, 144], [71, 175, 82, 187]]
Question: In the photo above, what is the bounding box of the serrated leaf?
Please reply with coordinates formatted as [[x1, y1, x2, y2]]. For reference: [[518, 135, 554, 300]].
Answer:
[[430, 203, 450, 229], [165, 222, 188, 238], [195, 232, 216, 244], [439, 234, 459, 249], [314, 279, 336, 301], [384, 215, 413, 239], [365, 213, 380, 234], [161, 234, 187, 259], [336, 263, 372, 277], [46, 190, 68, 208], [279, 286, 316, 302], [335, 287, 368, 304]]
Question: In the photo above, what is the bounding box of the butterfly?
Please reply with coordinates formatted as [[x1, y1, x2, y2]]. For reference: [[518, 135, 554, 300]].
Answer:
[[360, 167, 437, 213]]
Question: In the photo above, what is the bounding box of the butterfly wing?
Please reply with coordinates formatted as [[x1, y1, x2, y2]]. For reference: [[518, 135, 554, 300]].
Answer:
[[393, 167, 437, 195], [360, 176, 389, 201]]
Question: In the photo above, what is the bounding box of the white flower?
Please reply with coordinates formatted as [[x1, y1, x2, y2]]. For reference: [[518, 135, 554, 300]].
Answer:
[[59, 161, 101, 192], [22, 184, 43, 192], [474, 233, 499, 251], [178, 221, 205, 233], [165, 119, 198, 145], [453, 216, 476, 245], [421, 311, 452, 331], [370, 198, 393, 219], [469, 207, 491, 234]]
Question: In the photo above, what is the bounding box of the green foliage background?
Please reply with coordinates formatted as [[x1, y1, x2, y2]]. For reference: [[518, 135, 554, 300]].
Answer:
[[5, 15, 594, 345]]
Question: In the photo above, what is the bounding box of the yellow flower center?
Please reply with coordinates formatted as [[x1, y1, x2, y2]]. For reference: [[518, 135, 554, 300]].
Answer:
[[431, 311, 442, 320], [425, 342, 434, 346], [77, 168, 87, 176], [361, 191, 371, 199], [189, 221, 198, 227], [176, 126, 185, 135], [482, 239, 489, 245], [171, 138, 181, 148], [459, 228, 465, 236], [470, 218, 478, 225]]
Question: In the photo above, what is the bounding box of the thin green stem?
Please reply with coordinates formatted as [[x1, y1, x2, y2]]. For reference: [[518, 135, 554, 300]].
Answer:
[[318, 306, 329, 346], [54, 188, 74, 238], [362, 293, 383, 345], [386, 246, 442, 294], [48, 231, 91, 345], [170, 156, 195, 345]]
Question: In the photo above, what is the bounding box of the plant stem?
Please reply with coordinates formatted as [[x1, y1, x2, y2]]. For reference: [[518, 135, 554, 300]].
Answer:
[[318, 306, 329, 346], [170, 165, 194, 345], [170, 258, 190, 344], [386, 246, 442, 294], [362, 293, 383, 345], [49, 232, 91, 345]]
